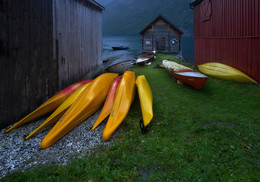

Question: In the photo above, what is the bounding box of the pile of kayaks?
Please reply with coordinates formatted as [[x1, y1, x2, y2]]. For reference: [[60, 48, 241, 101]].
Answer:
[[162, 60, 257, 88], [5, 55, 257, 149], [4, 71, 153, 149]]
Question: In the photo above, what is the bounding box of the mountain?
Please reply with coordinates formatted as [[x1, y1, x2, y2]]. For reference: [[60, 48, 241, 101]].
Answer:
[[96, 0, 194, 36], [95, 0, 113, 7]]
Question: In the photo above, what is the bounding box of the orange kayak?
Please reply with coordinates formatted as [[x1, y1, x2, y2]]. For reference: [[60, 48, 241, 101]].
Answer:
[[90, 75, 122, 131], [4, 80, 92, 133], [24, 82, 92, 140], [103, 71, 136, 141], [41, 73, 118, 149]]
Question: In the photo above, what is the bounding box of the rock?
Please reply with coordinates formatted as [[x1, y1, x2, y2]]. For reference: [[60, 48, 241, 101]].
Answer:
[[0, 110, 120, 179]]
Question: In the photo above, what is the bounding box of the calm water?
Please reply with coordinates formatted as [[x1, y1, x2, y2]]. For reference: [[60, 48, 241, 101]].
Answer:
[[102, 36, 142, 67], [102, 35, 194, 66]]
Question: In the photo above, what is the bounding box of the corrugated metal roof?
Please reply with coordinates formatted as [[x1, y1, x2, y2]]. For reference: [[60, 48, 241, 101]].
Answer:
[[139, 15, 183, 35]]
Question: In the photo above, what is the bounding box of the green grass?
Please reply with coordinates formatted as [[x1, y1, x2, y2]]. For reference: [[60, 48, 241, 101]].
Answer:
[[2, 54, 260, 181]]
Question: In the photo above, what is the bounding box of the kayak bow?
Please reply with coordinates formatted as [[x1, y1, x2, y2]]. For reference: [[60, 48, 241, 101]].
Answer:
[[136, 75, 153, 133], [102, 71, 136, 141], [4, 80, 92, 133], [90, 76, 122, 131], [24, 82, 92, 140], [41, 73, 118, 149]]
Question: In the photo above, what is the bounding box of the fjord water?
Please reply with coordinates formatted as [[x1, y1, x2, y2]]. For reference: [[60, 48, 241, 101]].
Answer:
[[102, 36, 142, 68], [102, 35, 195, 66]]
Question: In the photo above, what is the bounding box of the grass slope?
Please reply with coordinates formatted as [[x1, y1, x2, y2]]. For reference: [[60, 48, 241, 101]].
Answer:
[[3, 54, 260, 181]]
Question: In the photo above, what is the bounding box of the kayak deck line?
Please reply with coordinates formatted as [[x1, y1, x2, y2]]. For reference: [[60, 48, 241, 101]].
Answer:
[[90, 76, 122, 131], [4, 80, 92, 134], [24, 82, 92, 141], [41, 73, 118, 149], [198, 62, 257, 84], [102, 71, 136, 141], [136, 75, 153, 131]]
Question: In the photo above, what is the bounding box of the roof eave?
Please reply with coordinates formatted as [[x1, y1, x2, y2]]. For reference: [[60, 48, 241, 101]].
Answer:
[[139, 15, 183, 35], [78, 0, 105, 11], [90, 0, 105, 10], [190, 0, 203, 9]]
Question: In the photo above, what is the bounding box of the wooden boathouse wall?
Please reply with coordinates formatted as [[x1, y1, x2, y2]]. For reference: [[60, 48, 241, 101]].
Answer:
[[0, 0, 104, 129], [53, 0, 103, 88], [190, 0, 260, 83], [139, 15, 183, 54]]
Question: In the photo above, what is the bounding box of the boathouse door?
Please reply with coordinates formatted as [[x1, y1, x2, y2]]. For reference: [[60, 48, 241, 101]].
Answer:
[[156, 36, 166, 50]]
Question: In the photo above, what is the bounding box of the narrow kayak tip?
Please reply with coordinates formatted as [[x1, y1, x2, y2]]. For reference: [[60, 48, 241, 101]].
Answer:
[[139, 119, 148, 134]]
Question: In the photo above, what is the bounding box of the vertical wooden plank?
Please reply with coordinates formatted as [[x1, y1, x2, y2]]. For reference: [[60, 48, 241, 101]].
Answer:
[[251, 38, 260, 83], [0, 0, 60, 128]]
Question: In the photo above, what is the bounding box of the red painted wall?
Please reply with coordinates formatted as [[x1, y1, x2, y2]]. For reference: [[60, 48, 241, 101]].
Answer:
[[192, 0, 260, 83]]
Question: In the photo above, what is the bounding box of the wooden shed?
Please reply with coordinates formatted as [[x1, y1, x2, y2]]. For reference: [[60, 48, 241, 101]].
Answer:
[[0, 0, 104, 128], [190, 0, 260, 83], [139, 15, 183, 54]]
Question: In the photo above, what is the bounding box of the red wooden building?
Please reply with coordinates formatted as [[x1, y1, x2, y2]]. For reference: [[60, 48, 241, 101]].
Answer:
[[190, 0, 260, 83]]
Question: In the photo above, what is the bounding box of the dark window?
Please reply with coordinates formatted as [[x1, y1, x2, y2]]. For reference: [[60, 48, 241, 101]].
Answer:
[[200, 0, 212, 22]]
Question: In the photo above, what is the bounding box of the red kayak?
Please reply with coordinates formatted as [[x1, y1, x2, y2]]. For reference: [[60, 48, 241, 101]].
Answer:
[[166, 69, 208, 89], [90, 75, 122, 131]]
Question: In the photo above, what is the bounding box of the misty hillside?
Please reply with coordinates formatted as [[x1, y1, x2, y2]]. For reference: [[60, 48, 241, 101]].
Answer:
[[96, 0, 194, 36], [95, 0, 113, 7]]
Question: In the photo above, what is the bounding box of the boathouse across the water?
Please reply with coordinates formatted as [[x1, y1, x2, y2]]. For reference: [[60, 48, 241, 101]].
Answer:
[[139, 15, 183, 54]]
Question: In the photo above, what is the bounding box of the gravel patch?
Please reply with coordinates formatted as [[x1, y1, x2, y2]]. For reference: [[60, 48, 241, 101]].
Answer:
[[0, 110, 121, 179]]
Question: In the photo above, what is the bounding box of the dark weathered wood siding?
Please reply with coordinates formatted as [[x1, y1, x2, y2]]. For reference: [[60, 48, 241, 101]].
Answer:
[[141, 19, 182, 54], [0, 0, 57, 129], [0, 0, 103, 129], [53, 0, 103, 88]]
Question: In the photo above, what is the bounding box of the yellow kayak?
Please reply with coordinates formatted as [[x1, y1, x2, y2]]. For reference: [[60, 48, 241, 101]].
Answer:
[[4, 80, 92, 134], [41, 73, 118, 149], [24, 82, 92, 140], [162, 60, 192, 71], [90, 76, 122, 131], [102, 71, 136, 141], [136, 75, 153, 133], [198, 62, 257, 84]]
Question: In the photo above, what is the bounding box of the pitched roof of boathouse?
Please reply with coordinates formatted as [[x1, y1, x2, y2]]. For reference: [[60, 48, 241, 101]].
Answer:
[[139, 15, 183, 35]]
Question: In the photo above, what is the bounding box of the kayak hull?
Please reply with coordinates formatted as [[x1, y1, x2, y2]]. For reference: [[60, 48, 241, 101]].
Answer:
[[167, 69, 208, 89], [198, 62, 257, 84], [106, 60, 133, 74], [24, 82, 92, 140], [90, 76, 122, 131], [4, 80, 92, 133], [102, 71, 136, 141], [136, 75, 153, 127], [136, 51, 156, 65], [162, 60, 192, 70], [41, 73, 118, 149], [163, 60, 208, 89]]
